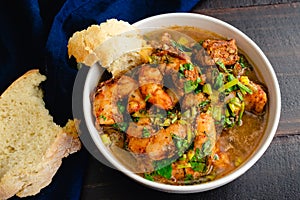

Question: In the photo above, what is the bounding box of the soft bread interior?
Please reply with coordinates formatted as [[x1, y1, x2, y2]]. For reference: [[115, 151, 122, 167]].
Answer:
[[0, 70, 81, 199]]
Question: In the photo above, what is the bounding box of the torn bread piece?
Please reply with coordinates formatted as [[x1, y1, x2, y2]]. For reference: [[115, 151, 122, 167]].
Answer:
[[0, 70, 81, 199], [67, 19, 151, 77]]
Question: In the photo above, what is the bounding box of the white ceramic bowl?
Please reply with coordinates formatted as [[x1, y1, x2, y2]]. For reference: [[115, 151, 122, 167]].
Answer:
[[83, 13, 281, 193]]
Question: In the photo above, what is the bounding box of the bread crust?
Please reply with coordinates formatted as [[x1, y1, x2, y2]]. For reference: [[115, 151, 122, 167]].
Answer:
[[0, 70, 81, 199], [67, 19, 147, 77], [67, 19, 136, 67]]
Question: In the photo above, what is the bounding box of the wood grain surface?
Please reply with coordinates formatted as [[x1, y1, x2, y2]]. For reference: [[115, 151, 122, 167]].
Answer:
[[81, 1, 300, 199]]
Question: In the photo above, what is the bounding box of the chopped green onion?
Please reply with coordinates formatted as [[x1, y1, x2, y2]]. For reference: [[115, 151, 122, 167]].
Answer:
[[171, 115, 178, 124], [227, 74, 235, 82], [237, 82, 253, 94], [117, 101, 125, 113], [142, 127, 151, 138], [216, 61, 229, 73], [177, 163, 192, 169], [99, 115, 107, 121], [224, 117, 235, 128], [160, 118, 171, 127], [228, 103, 238, 114], [214, 73, 224, 89], [184, 80, 198, 93], [212, 105, 223, 121], [199, 100, 210, 108], [144, 173, 154, 181], [112, 122, 128, 132], [179, 64, 185, 72], [237, 91, 244, 101], [145, 94, 151, 102], [100, 134, 111, 145], [230, 97, 241, 107], [213, 154, 219, 160], [203, 83, 213, 95], [225, 108, 230, 117], [218, 78, 239, 92], [187, 127, 193, 144], [202, 139, 212, 156], [184, 63, 194, 71]]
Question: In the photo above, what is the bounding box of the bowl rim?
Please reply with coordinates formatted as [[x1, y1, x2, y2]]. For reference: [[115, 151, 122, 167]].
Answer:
[[83, 12, 281, 193]]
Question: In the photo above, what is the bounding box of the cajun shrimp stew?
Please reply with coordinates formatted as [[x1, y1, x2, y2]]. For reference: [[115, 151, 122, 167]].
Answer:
[[92, 26, 268, 185]]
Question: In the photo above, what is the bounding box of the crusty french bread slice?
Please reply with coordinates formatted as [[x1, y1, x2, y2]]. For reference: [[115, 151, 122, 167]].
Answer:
[[0, 69, 81, 199], [67, 19, 149, 77]]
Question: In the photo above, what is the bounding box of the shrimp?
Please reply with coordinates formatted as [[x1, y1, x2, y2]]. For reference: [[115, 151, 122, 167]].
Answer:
[[212, 144, 232, 172], [243, 81, 267, 113], [139, 65, 173, 110], [94, 75, 138, 125], [194, 113, 217, 156], [182, 92, 207, 110], [159, 56, 204, 97], [145, 128, 175, 160], [127, 89, 146, 114], [126, 109, 154, 154], [202, 39, 240, 66], [93, 79, 121, 125], [145, 122, 187, 160], [126, 122, 150, 153]]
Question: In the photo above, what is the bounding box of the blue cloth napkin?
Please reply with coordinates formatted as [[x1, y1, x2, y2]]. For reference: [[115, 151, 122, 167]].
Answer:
[[1, 0, 200, 199]]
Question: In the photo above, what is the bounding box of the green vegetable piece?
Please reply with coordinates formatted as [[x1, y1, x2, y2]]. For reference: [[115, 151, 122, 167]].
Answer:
[[202, 139, 212, 156], [117, 101, 125, 113], [190, 161, 206, 172], [112, 122, 128, 132], [144, 173, 154, 181], [218, 78, 239, 92], [156, 164, 172, 179], [199, 100, 211, 108], [212, 105, 222, 121], [100, 134, 111, 145], [183, 63, 194, 71], [99, 115, 107, 121], [214, 73, 224, 89], [145, 94, 151, 102], [216, 61, 229, 73], [237, 91, 244, 101], [184, 80, 198, 93], [237, 82, 253, 94], [142, 127, 151, 138], [203, 83, 213, 95]]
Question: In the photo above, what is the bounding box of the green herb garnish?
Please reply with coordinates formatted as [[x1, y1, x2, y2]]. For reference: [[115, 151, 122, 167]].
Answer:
[[144, 94, 151, 102], [142, 127, 151, 138], [184, 80, 198, 93], [117, 101, 125, 113], [99, 115, 107, 121]]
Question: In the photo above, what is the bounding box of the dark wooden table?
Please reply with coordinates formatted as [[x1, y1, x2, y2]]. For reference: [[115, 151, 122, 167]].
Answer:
[[81, 1, 300, 199]]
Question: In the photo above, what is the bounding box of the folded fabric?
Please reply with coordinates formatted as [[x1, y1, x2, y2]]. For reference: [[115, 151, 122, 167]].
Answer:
[[44, 0, 200, 124], [1, 0, 200, 199]]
